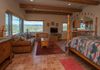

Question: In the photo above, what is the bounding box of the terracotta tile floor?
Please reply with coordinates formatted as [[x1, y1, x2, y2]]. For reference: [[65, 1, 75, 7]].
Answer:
[[6, 53, 66, 70], [5, 42, 96, 70]]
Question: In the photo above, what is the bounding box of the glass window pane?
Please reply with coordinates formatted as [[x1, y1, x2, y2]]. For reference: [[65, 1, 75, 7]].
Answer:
[[5, 13, 9, 36], [24, 21, 43, 32], [12, 16, 20, 35], [80, 23, 86, 29], [63, 23, 67, 31]]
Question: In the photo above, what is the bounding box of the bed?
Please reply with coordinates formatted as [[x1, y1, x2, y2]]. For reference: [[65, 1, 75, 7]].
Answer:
[[67, 36, 100, 69]]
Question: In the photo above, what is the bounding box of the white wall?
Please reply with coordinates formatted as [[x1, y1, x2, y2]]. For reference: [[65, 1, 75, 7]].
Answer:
[[25, 14, 68, 39], [0, 0, 25, 25], [73, 5, 100, 36]]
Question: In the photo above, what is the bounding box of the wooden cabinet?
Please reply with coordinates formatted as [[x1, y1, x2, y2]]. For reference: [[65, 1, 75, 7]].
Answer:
[[73, 20, 80, 28], [72, 30, 95, 38], [0, 31, 3, 37], [0, 38, 12, 70]]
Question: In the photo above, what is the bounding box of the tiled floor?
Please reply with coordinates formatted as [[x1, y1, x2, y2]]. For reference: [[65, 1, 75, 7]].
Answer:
[[6, 53, 66, 70], [5, 42, 96, 70]]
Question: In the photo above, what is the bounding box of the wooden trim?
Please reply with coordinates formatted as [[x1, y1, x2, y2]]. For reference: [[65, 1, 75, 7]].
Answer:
[[66, 0, 100, 5], [24, 20, 44, 21], [67, 15, 72, 41], [95, 17, 98, 36], [69, 48, 100, 70]]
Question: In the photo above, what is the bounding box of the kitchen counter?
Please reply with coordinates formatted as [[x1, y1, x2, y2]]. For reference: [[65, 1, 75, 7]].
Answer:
[[0, 37, 11, 43]]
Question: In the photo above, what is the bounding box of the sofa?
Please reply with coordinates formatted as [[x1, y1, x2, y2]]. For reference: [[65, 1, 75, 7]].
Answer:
[[11, 33, 34, 53]]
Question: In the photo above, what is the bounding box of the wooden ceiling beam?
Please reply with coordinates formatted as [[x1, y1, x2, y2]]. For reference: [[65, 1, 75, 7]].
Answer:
[[25, 10, 72, 15], [20, 3, 82, 12], [64, 0, 100, 5]]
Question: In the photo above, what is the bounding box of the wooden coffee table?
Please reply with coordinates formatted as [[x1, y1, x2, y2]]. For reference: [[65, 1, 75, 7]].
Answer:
[[41, 38, 48, 48]]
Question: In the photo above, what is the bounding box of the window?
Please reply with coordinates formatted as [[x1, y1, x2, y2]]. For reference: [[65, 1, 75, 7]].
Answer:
[[5, 12, 23, 36], [63, 23, 67, 31], [12, 16, 20, 35], [80, 23, 86, 30], [24, 21, 43, 32], [5, 13, 9, 36]]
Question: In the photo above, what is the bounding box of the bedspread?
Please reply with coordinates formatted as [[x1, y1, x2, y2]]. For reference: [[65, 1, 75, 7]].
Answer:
[[67, 36, 100, 66]]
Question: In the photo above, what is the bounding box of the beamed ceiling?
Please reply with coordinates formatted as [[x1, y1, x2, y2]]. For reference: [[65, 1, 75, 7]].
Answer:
[[17, 0, 100, 15]]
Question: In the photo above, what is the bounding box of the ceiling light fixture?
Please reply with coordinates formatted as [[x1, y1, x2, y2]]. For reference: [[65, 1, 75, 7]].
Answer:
[[30, 0, 34, 2], [68, 3, 71, 6]]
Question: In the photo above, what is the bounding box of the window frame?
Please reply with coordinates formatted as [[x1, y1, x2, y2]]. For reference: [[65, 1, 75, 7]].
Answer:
[[23, 20, 44, 33], [5, 11, 23, 36], [62, 23, 67, 31], [12, 15, 21, 35], [5, 12, 12, 36]]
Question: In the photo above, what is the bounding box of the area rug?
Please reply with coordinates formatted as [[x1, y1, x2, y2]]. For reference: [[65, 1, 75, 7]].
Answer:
[[56, 41, 67, 52], [60, 57, 85, 70], [36, 42, 64, 55]]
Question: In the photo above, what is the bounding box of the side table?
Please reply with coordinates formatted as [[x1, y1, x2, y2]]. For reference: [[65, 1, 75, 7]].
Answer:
[[41, 38, 48, 48]]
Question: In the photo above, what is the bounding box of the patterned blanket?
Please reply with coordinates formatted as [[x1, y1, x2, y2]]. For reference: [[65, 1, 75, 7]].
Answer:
[[67, 36, 100, 66]]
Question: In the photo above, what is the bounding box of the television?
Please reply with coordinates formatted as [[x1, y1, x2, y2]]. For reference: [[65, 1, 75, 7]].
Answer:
[[50, 27, 58, 33]]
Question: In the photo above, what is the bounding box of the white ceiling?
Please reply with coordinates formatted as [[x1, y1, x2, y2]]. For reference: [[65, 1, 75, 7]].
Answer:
[[16, 0, 87, 9]]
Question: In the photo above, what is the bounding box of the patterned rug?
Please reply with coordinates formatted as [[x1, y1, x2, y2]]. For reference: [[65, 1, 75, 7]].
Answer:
[[36, 42, 64, 55], [60, 57, 85, 70], [56, 41, 67, 52]]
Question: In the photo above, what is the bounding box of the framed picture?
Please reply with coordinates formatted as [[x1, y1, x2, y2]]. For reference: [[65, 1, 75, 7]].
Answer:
[[56, 23, 59, 26], [51, 21, 54, 26], [47, 23, 49, 26]]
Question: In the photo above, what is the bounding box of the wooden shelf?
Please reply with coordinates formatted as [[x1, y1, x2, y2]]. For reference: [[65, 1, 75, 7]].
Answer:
[[72, 30, 95, 37]]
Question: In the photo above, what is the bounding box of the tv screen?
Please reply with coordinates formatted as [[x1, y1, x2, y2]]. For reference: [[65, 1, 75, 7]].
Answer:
[[50, 27, 58, 33]]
